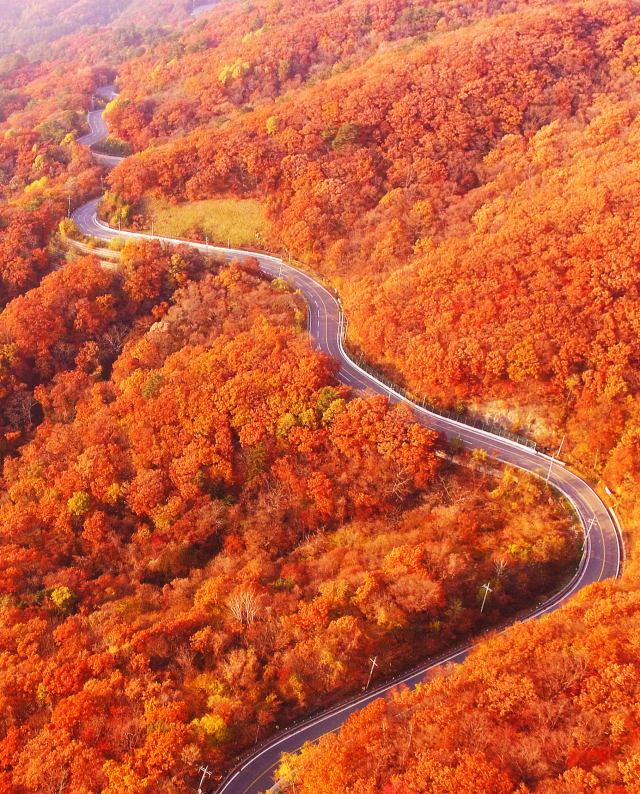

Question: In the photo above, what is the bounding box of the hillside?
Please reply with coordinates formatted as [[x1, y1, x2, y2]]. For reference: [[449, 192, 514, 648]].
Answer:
[[0, 0, 189, 57], [95, 0, 640, 789], [104, 0, 640, 542], [0, 1, 637, 793], [0, 245, 581, 792], [278, 578, 640, 793]]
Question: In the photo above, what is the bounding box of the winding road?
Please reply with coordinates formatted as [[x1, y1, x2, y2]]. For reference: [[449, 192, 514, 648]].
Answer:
[[77, 89, 123, 168], [78, 109, 111, 148], [72, 102, 623, 794]]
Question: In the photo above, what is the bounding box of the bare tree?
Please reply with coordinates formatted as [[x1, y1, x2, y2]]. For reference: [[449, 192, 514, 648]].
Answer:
[[227, 585, 261, 625], [386, 465, 413, 501], [5, 390, 37, 429], [175, 644, 196, 673], [102, 324, 129, 358], [437, 474, 471, 505], [493, 558, 508, 580]]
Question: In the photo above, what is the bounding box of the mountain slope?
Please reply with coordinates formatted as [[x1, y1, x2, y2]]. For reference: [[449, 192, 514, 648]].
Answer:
[[0, 0, 189, 56]]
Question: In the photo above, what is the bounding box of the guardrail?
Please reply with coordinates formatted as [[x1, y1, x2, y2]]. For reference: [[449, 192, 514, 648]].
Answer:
[[89, 214, 538, 451], [212, 521, 591, 794], [339, 342, 537, 449], [60, 235, 121, 261]]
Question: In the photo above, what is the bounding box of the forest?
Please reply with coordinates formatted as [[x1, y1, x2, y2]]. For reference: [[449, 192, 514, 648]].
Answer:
[[276, 578, 640, 793], [0, 248, 579, 793], [0, 0, 191, 57], [100, 0, 640, 541], [0, 0, 637, 792]]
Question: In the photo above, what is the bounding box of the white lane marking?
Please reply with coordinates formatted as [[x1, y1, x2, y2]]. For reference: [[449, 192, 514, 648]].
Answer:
[[82, 185, 621, 794], [77, 130, 621, 791], [81, 202, 622, 794]]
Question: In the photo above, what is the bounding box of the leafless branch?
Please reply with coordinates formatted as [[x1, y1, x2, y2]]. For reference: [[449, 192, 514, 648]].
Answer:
[[227, 585, 261, 625]]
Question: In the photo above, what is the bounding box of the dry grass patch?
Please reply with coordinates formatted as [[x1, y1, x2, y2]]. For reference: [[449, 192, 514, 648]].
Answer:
[[140, 197, 269, 249]]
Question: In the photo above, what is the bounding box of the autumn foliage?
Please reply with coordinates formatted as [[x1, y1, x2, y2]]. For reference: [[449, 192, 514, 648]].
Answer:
[[0, 0, 189, 58], [0, 250, 578, 792], [101, 1, 640, 479], [284, 580, 640, 794], [103, 0, 640, 564], [1, 0, 640, 792]]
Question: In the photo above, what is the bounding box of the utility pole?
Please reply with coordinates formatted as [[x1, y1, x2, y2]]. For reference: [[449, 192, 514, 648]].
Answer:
[[227, 236, 230, 248], [68, 195, 71, 218], [365, 656, 378, 690], [545, 455, 554, 485], [198, 765, 212, 794], [205, 236, 208, 250], [546, 435, 565, 485], [480, 582, 492, 612]]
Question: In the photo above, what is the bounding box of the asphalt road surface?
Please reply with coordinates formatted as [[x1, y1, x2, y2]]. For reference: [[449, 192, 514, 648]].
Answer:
[[94, 84, 119, 102], [77, 109, 113, 148], [192, 3, 217, 15], [72, 105, 623, 794], [77, 90, 124, 168]]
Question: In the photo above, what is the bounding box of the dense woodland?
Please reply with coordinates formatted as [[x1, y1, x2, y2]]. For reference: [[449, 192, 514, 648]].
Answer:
[[105, 0, 640, 436], [98, 0, 640, 540], [277, 579, 640, 793], [0, 0, 637, 792], [0, 249, 578, 793], [0, 0, 191, 57]]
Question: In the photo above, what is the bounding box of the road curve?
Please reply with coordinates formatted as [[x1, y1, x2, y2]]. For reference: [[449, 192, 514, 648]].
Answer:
[[192, 3, 218, 16], [77, 90, 124, 168], [72, 104, 622, 794], [77, 109, 113, 148]]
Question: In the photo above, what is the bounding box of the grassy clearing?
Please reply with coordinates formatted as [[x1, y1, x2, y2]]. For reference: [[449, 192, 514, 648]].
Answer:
[[139, 197, 269, 249]]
